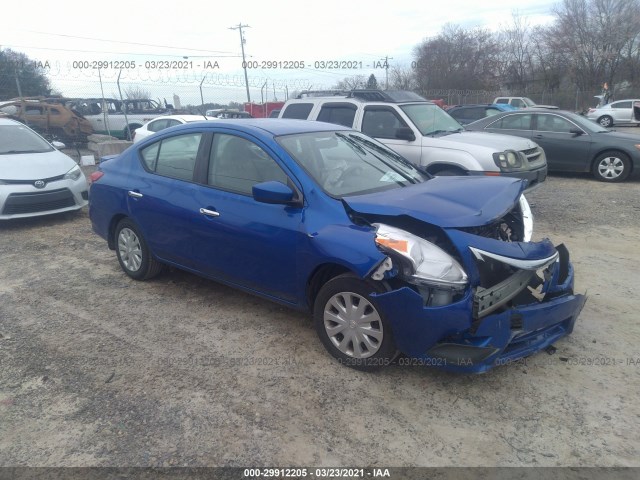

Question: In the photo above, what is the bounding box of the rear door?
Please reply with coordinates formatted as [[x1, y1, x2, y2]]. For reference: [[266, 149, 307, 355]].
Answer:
[[127, 130, 209, 267], [610, 101, 633, 123], [532, 114, 592, 171]]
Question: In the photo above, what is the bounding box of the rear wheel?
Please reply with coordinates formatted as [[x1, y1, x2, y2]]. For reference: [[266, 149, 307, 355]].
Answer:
[[115, 218, 163, 280], [598, 115, 613, 128], [313, 274, 398, 371], [592, 151, 631, 182]]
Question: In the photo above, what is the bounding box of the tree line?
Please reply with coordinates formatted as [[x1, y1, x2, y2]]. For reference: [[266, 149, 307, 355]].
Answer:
[[335, 0, 640, 108]]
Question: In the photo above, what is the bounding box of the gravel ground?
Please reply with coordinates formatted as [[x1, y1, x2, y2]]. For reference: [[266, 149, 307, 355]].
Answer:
[[0, 142, 639, 468]]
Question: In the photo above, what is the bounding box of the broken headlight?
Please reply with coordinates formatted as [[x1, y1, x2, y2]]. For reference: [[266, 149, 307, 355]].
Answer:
[[519, 194, 533, 242], [374, 223, 468, 289]]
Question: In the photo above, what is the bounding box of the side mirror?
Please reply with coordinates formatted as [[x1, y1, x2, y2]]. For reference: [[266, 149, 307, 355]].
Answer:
[[252, 181, 295, 205], [395, 127, 416, 142], [569, 128, 584, 136], [52, 141, 66, 149]]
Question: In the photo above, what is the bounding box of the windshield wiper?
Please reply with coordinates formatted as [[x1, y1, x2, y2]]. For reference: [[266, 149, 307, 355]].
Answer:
[[426, 129, 452, 136]]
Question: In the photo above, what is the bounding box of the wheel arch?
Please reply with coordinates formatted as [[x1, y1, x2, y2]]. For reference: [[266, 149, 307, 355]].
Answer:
[[107, 213, 129, 250], [590, 148, 634, 175], [306, 263, 352, 311]]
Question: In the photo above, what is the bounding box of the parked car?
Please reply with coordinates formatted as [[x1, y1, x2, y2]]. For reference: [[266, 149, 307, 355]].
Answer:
[[89, 118, 585, 373], [65, 97, 169, 140], [586, 99, 640, 127], [0, 98, 93, 143], [466, 109, 640, 182], [278, 90, 548, 190], [494, 96, 559, 110], [0, 119, 88, 219], [133, 114, 215, 143], [447, 103, 517, 125], [205, 109, 253, 119]]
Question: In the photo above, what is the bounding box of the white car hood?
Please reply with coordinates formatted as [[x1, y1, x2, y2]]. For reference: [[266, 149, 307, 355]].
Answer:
[[0, 149, 77, 180], [423, 131, 537, 151]]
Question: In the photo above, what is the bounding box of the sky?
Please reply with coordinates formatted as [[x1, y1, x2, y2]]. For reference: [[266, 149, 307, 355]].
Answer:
[[1, 0, 559, 105]]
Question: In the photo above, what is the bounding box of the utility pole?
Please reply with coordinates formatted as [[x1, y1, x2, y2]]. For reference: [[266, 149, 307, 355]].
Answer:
[[381, 55, 393, 90], [229, 23, 251, 102]]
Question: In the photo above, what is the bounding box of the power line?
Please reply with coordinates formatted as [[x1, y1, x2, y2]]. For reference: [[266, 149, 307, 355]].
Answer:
[[13, 29, 237, 55]]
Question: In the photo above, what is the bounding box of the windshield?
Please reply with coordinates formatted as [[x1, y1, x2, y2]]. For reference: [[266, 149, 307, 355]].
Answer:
[[399, 103, 463, 135], [564, 112, 609, 133], [277, 131, 427, 197], [0, 124, 54, 155]]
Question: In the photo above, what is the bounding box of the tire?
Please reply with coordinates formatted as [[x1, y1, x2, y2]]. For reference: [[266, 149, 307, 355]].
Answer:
[[114, 218, 163, 280], [592, 151, 631, 182], [124, 124, 141, 141], [598, 115, 613, 128], [313, 274, 398, 371]]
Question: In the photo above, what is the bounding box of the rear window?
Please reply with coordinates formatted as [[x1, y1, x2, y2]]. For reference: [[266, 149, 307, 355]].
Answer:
[[281, 103, 313, 120]]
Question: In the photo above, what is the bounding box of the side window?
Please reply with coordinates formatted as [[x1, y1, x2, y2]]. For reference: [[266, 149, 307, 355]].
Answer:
[[535, 115, 573, 133], [316, 104, 357, 127], [511, 99, 525, 108], [485, 108, 501, 117], [208, 134, 288, 195], [167, 119, 182, 127], [362, 108, 409, 139], [495, 98, 509, 104], [281, 103, 313, 120], [148, 119, 168, 132], [25, 106, 44, 115], [139, 133, 201, 181], [49, 107, 61, 116], [612, 101, 632, 109], [491, 114, 532, 130]]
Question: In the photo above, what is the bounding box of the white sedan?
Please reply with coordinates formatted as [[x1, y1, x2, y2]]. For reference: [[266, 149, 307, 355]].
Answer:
[[132, 114, 215, 143], [0, 118, 88, 220]]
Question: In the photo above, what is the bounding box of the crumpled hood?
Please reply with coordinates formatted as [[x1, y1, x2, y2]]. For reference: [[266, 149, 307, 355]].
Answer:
[[427, 130, 537, 150], [0, 149, 76, 180], [343, 176, 526, 228]]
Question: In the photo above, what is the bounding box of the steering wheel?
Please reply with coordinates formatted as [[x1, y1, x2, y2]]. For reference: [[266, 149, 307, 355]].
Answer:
[[331, 165, 365, 187]]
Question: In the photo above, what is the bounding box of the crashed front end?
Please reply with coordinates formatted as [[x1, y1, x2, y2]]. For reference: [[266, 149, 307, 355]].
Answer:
[[365, 196, 586, 373]]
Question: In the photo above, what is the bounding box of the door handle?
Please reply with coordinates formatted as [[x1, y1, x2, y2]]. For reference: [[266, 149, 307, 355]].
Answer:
[[199, 208, 220, 217], [128, 190, 143, 198], [534, 134, 544, 138]]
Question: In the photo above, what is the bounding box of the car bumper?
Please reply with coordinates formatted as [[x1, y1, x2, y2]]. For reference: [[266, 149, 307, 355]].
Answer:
[[470, 166, 547, 192], [371, 245, 586, 373], [0, 179, 88, 220]]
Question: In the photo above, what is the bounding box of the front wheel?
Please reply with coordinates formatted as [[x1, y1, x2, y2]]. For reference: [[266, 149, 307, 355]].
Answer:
[[115, 218, 164, 280], [313, 274, 398, 371], [592, 151, 631, 182]]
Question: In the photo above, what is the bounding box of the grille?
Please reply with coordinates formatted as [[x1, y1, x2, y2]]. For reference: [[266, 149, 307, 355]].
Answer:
[[520, 146, 545, 168], [0, 174, 66, 186], [2, 188, 76, 215]]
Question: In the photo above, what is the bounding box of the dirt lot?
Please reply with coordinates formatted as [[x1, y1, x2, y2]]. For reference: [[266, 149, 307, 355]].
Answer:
[[1, 146, 639, 468]]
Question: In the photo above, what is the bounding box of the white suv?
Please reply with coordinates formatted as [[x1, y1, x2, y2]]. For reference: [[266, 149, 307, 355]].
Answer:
[[279, 90, 547, 190]]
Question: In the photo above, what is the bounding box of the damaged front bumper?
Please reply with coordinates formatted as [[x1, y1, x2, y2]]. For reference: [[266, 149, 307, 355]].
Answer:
[[371, 240, 586, 373]]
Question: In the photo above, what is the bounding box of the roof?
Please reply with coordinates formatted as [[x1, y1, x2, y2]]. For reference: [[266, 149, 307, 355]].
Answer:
[[171, 118, 351, 136]]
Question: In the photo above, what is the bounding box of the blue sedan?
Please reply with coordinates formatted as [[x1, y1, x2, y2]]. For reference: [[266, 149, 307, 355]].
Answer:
[[89, 119, 585, 372]]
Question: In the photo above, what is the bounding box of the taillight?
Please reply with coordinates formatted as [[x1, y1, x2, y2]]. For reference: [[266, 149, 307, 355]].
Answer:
[[89, 171, 104, 183]]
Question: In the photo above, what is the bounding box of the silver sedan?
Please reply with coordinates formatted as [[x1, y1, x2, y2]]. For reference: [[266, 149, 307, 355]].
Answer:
[[0, 118, 88, 219]]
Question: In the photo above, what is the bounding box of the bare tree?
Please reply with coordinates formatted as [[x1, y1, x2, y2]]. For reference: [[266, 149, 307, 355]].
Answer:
[[548, 0, 640, 92], [413, 24, 500, 91], [332, 75, 367, 90], [497, 13, 535, 91], [388, 66, 417, 90], [123, 85, 152, 99]]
